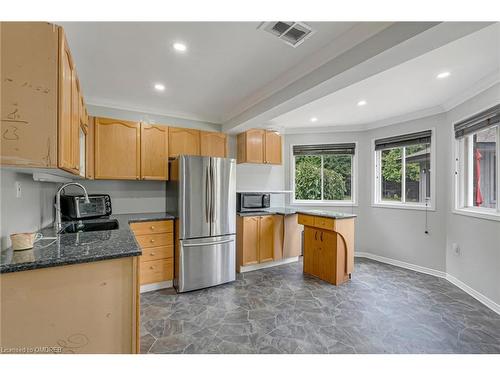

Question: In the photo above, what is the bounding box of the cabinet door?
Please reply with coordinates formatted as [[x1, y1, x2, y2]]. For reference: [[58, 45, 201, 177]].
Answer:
[[264, 131, 282, 165], [58, 30, 74, 172], [242, 216, 259, 266], [245, 129, 264, 163], [140, 124, 168, 180], [303, 227, 316, 276], [200, 131, 227, 157], [71, 73, 81, 174], [85, 117, 95, 179], [168, 127, 200, 157], [258, 215, 274, 263], [94, 117, 140, 180]]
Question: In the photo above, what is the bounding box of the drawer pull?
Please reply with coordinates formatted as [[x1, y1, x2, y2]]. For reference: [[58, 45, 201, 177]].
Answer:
[[150, 226, 155, 230], [150, 266, 154, 270], [150, 239, 155, 243], [150, 252, 155, 256]]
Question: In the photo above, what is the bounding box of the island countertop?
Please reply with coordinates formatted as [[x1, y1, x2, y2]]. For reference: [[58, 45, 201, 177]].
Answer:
[[0, 212, 175, 274], [237, 206, 357, 219]]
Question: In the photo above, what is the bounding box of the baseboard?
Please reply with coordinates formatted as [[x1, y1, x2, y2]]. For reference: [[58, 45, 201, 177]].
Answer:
[[355, 251, 446, 278], [446, 274, 500, 315], [355, 251, 499, 315], [140, 280, 173, 293], [239, 257, 299, 273]]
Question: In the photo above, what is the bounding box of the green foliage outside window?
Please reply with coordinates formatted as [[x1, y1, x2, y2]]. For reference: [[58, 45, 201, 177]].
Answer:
[[295, 154, 351, 201]]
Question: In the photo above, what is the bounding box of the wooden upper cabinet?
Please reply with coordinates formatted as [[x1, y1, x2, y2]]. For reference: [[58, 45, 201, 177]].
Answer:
[[94, 117, 140, 180], [264, 131, 282, 164], [168, 127, 200, 157], [140, 124, 169, 180], [237, 129, 282, 165], [1, 22, 59, 168], [258, 215, 274, 263], [200, 131, 227, 157], [70, 71, 81, 174], [237, 129, 264, 164]]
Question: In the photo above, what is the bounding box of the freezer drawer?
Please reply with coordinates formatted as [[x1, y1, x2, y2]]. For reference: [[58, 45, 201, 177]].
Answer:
[[175, 234, 236, 293]]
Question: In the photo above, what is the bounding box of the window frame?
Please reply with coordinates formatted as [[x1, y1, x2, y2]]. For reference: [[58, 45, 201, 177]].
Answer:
[[290, 141, 358, 206], [372, 128, 436, 211], [453, 122, 500, 221]]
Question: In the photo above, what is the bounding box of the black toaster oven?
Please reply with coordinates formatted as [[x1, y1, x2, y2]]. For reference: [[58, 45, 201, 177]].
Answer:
[[59, 194, 112, 220]]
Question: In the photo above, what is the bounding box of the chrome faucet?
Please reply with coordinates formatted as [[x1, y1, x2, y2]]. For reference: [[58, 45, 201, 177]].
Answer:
[[54, 182, 90, 232]]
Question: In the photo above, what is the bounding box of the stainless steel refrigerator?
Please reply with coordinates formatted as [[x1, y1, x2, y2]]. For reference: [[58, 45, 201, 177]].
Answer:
[[166, 155, 236, 292]]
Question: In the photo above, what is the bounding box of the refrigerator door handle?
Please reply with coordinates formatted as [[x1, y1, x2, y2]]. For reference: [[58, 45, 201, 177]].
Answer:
[[211, 160, 216, 223], [183, 238, 235, 247], [205, 165, 210, 223]]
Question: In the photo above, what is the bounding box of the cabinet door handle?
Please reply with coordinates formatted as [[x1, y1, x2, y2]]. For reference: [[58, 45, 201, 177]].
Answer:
[[150, 252, 155, 256], [320, 232, 323, 242], [149, 266, 154, 270], [150, 226, 155, 230], [150, 239, 155, 243]]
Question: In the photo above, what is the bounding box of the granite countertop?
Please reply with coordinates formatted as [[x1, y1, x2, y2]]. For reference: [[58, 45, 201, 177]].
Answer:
[[237, 207, 357, 219], [0, 212, 175, 274]]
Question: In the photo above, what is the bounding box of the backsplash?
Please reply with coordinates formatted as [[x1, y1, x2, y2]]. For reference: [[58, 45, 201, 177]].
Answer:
[[0, 170, 58, 250]]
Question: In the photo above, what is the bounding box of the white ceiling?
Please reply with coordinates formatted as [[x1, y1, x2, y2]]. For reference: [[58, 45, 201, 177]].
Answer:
[[60, 22, 361, 124], [270, 23, 500, 131]]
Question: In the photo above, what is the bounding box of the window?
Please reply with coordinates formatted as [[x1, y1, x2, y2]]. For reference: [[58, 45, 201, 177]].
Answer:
[[374, 130, 433, 209], [455, 104, 500, 219], [292, 143, 356, 204]]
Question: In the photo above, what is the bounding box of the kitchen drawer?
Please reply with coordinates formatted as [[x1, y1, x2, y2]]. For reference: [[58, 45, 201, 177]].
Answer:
[[135, 233, 173, 249], [314, 216, 335, 231], [139, 245, 173, 263], [130, 220, 173, 235], [297, 214, 315, 226], [140, 258, 173, 285]]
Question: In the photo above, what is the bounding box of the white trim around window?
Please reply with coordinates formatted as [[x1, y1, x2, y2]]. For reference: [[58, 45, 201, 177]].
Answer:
[[453, 120, 500, 222], [290, 141, 358, 207], [371, 128, 436, 211]]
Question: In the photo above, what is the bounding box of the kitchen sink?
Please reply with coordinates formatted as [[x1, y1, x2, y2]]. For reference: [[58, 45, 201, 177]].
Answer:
[[59, 219, 119, 234]]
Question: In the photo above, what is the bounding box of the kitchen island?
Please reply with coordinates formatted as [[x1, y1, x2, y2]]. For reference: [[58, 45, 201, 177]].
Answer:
[[0, 212, 173, 354], [297, 210, 356, 286]]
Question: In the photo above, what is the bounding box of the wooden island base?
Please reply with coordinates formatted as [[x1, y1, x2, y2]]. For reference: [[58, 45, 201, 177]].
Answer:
[[298, 214, 355, 286]]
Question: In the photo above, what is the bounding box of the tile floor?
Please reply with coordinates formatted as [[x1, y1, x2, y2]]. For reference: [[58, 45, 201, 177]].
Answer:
[[140, 258, 500, 354]]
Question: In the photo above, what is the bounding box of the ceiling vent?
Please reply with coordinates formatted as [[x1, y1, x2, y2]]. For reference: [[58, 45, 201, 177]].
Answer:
[[258, 22, 315, 47]]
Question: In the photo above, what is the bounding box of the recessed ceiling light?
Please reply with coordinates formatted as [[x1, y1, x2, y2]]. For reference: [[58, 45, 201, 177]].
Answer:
[[357, 100, 367, 106], [173, 42, 187, 52], [436, 71, 451, 79], [310, 117, 318, 122], [154, 83, 165, 92]]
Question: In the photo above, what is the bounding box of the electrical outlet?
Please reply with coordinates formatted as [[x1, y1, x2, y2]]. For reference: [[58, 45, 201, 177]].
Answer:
[[15, 181, 22, 198], [452, 243, 461, 256]]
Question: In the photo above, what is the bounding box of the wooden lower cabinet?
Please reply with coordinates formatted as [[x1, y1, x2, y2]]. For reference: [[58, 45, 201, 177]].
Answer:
[[258, 215, 274, 263], [300, 214, 355, 286], [130, 220, 174, 286], [0, 257, 139, 353]]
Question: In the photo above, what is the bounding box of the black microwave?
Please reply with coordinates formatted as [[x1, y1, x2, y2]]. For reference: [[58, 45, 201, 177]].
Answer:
[[237, 193, 270, 212]]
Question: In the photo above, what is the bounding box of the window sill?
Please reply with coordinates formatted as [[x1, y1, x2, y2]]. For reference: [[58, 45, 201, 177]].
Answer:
[[452, 208, 500, 222], [372, 202, 435, 211], [291, 201, 358, 207]]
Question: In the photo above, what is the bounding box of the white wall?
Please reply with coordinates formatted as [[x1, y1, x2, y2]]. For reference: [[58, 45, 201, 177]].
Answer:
[[281, 84, 500, 306], [228, 135, 287, 207], [445, 83, 500, 305], [0, 170, 58, 250]]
